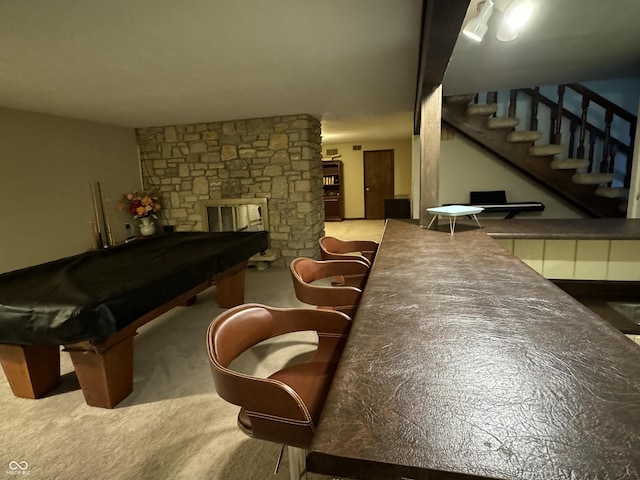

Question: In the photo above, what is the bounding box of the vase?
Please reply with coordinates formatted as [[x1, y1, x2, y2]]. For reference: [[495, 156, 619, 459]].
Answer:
[[139, 217, 156, 236]]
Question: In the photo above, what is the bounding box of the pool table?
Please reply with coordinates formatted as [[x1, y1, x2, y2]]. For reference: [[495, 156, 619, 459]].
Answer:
[[0, 231, 268, 408]]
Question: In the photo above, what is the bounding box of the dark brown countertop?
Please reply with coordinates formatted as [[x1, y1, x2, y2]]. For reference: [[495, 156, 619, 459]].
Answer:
[[480, 218, 640, 240], [308, 219, 640, 480]]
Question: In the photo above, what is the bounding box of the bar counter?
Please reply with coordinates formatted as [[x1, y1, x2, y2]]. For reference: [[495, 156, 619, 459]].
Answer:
[[481, 217, 640, 240], [480, 218, 640, 336], [308, 219, 640, 480]]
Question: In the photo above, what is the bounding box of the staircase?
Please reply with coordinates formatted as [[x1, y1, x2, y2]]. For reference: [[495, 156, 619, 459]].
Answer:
[[442, 85, 637, 218]]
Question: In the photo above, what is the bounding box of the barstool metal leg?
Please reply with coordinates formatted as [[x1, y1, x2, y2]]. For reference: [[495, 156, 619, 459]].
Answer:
[[274, 444, 285, 474]]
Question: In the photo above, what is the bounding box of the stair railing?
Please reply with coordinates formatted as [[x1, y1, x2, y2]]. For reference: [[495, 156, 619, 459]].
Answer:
[[564, 83, 636, 188], [487, 85, 637, 190]]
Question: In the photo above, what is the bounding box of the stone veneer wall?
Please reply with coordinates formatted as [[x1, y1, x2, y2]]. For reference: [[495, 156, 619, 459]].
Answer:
[[135, 114, 324, 266]]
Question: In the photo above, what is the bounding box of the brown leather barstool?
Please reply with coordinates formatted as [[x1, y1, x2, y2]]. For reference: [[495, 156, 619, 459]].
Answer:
[[206, 303, 350, 479], [319, 236, 378, 266], [319, 236, 378, 287], [290, 257, 368, 318]]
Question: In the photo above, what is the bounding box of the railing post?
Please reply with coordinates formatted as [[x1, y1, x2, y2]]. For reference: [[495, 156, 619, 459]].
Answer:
[[600, 110, 614, 174], [577, 96, 590, 159], [550, 110, 558, 144], [554, 85, 565, 144], [487, 91, 497, 116], [608, 142, 618, 178], [625, 120, 637, 188], [588, 130, 596, 172], [529, 87, 539, 131], [568, 120, 577, 158], [508, 90, 518, 118]]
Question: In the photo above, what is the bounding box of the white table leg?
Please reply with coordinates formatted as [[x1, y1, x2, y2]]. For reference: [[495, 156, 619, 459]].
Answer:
[[427, 214, 438, 230], [472, 214, 482, 228]]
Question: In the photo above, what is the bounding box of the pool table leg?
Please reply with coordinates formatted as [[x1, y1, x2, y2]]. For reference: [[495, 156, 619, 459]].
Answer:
[[215, 261, 248, 308], [0, 344, 61, 398], [67, 336, 134, 409]]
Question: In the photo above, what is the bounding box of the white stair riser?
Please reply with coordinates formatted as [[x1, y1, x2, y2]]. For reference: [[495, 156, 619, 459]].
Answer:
[[572, 173, 614, 185], [507, 131, 542, 143], [550, 159, 590, 170]]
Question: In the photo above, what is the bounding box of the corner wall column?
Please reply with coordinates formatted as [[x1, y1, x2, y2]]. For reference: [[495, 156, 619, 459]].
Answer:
[[419, 85, 442, 226]]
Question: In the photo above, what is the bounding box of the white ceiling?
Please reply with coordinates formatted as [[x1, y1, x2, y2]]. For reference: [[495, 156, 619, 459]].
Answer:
[[1, 1, 639, 145], [0, 0, 422, 144]]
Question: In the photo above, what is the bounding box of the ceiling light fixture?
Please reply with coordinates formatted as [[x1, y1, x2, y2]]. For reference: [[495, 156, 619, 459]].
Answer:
[[462, 0, 494, 43], [496, 0, 535, 42]]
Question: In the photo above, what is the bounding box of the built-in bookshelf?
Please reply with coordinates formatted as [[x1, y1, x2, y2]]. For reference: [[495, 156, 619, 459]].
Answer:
[[322, 160, 344, 221]]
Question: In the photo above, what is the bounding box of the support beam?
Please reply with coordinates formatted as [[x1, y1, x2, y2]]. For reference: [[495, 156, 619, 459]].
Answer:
[[414, 0, 471, 134], [420, 86, 443, 226]]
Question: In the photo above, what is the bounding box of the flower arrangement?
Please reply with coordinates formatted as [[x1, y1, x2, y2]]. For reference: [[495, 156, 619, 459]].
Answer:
[[118, 190, 162, 219]]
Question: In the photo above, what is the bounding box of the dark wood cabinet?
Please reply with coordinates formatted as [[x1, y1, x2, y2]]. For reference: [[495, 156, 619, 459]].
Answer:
[[384, 197, 411, 219], [322, 160, 344, 221]]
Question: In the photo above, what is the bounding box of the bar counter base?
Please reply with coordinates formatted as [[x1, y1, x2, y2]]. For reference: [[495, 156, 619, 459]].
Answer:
[[307, 453, 480, 480]]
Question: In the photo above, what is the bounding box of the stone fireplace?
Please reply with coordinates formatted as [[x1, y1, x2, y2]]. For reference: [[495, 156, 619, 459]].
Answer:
[[136, 114, 324, 266]]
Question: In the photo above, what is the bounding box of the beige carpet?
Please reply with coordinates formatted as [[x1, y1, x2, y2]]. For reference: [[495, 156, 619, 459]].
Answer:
[[1, 222, 385, 479]]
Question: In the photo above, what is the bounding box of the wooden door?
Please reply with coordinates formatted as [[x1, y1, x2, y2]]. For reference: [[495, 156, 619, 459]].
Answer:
[[364, 150, 394, 219]]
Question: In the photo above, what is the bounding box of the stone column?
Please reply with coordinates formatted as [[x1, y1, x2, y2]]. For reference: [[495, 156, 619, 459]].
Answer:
[[136, 114, 324, 265]]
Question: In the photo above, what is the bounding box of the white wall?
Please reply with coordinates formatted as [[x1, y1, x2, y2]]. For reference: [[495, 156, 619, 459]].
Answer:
[[0, 107, 140, 273], [439, 130, 586, 219]]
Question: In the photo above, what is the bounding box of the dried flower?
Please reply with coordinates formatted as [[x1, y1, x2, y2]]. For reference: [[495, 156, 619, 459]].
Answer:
[[118, 190, 162, 219]]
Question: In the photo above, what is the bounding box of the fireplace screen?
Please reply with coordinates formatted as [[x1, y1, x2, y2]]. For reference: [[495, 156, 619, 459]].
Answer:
[[200, 198, 268, 232]]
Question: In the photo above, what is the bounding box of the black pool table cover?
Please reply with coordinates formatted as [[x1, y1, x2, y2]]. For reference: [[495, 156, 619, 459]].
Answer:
[[0, 231, 268, 346]]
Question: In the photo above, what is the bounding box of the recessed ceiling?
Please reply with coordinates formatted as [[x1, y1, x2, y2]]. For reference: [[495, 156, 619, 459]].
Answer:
[[0, 0, 423, 143]]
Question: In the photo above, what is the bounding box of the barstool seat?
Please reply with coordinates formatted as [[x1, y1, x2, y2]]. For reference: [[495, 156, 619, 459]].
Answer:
[[207, 304, 351, 479], [319, 236, 378, 287], [319, 236, 378, 266], [290, 257, 368, 318]]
